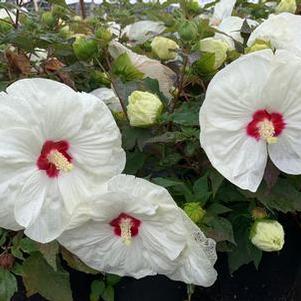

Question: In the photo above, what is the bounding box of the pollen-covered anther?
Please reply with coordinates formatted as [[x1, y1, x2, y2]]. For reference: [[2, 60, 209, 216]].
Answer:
[[120, 218, 133, 246], [258, 119, 278, 144], [47, 150, 73, 172]]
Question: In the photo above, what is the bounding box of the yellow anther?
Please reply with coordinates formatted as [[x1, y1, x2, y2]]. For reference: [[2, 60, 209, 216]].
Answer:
[[120, 218, 132, 246], [47, 150, 73, 173], [258, 119, 277, 144]]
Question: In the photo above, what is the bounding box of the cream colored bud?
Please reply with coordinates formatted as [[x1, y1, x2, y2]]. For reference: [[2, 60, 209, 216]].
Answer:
[[275, 0, 297, 14], [127, 91, 163, 127], [250, 220, 285, 252], [200, 38, 228, 69], [151, 36, 179, 61]]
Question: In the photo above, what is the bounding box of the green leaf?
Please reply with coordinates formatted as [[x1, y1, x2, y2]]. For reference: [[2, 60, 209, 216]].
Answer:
[[38, 241, 59, 271], [193, 52, 216, 75], [22, 253, 73, 301], [206, 203, 232, 215], [124, 150, 146, 175], [19, 238, 39, 254], [0, 268, 17, 301], [167, 102, 200, 126], [208, 169, 224, 197], [152, 177, 185, 188], [112, 53, 144, 82], [243, 179, 301, 213], [90, 280, 105, 301], [193, 175, 212, 204], [204, 216, 235, 244], [102, 285, 114, 301], [228, 216, 262, 274], [106, 274, 121, 286]]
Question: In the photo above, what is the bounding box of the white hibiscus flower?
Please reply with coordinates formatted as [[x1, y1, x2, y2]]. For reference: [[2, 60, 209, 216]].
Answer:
[[215, 16, 258, 50], [0, 78, 125, 242], [211, 0, 237, 26], [58, 175, 217, 285], [108, 40, 176, 99], [122, 20, 166, 45], [247, 13, 301, 56], [200, 49, 301, 192], [90, 87, 122, 114]]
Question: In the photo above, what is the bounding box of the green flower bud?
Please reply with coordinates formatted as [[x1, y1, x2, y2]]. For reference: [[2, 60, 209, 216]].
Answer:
[[185, 0, 200, 13], [178, 21, 198, 42], [251, 207, 268, 220], [250, 219, 285, 252], [247, 39, 271, 54], [275, 0, 296, 14], [199, 38, 228, 70], [184, 202, 206, 223], [151, 36, 179, 61], [58, 25, 73, 39], [95, 27, 112, 43], [73, 35, 98, 61], [41, 11, 57, 28], [127, 91, 163, 127]]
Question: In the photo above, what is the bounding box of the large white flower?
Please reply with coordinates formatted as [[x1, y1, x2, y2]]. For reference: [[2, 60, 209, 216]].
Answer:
[[122, 20, 166, 45], [215, 16, 258, 50], [211, 0, 237, 25], [90, 87, 122, 114], [247, 13, 301, 56], [200, 49, 301, 192], [108, 40, 176, 99], [0, 78, 125, 242], [58, 175, 217, 285]]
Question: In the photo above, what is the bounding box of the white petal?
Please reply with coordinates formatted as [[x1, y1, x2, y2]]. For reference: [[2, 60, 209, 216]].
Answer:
[[14, 170, 48, 228], [167, 209, 217, 286], [0, 128, 42, 165], [24, 180, 72, 243], [200, 51, 274, 191], [261, 50, 301, 174], [90, 88, 122, 113], [70, 93, 125, 180], [212, 0, 236, 22], [108, 41, 176, 98], [247, 13, 301, 55], [124, 20, 166, 45], [215, 17, 258, 49]]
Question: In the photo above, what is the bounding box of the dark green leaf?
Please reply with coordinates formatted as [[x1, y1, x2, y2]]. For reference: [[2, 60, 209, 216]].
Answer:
[[90, 280, 105, 301], [22, 253, 73, 301], [0, 268, 17, 301]]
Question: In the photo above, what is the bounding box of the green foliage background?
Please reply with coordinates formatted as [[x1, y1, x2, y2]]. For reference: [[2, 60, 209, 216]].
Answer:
[[0, 0, 301, 300]]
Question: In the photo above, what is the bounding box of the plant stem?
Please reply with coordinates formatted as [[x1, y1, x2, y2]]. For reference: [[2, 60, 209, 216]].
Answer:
[[79, 0, 86, 19]]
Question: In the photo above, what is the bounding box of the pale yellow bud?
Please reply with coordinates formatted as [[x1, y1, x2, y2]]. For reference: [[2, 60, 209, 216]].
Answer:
[[247, 39, 271, 54], [275, 0, 296, 14], [250, 220, 285, 252], [151, 36, 179, 61], [199, 38, 228, 69], [127, 91, 163, 127]]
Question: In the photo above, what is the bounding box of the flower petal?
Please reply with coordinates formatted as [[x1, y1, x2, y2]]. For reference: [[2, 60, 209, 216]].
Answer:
[[247, 13, 301, 55], [24, 180, 72, 243], [261, 50, 301, 173], [14, 170, 48, 228]]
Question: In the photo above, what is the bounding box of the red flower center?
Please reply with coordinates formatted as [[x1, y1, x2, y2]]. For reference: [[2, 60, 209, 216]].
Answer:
[[246, 110, 285, 143], [110, 213, 141, 246], [37, 140, 73, 178]]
